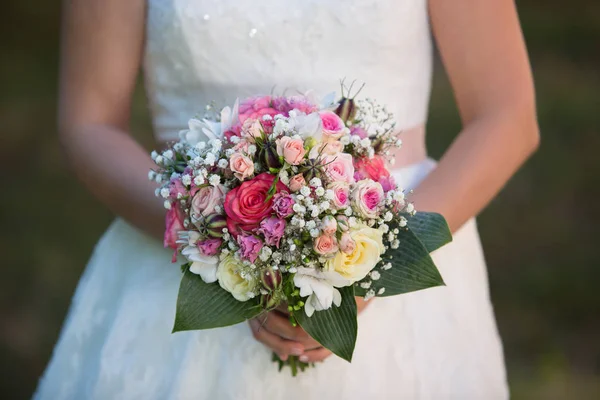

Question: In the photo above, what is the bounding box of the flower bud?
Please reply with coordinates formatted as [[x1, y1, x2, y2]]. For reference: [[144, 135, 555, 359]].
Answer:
[[335, 215, 350, 232], [335, 97, 357, 124], [205, 214, 227, 238], [261, 267, 282, 291], [260, 141, 282, 170], [260, 292, 280, 309]]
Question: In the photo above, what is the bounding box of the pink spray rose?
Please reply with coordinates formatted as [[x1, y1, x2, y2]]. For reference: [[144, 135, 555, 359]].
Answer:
[[198, 238, 223, 256], [272, 191, 295, 218], [323, 153, 355, 184], [352, 179, 385, 219], [339, 232, 356, 254], [289, 173, 306, 192], [191, 184, 227, 218], [276, 136, 306, 165], [237, 234, 263, 263], [319, 110, 346, 141], [224, 173, 289, 233], [229, 153, 255, 181], [313, 234, 339, 256], [350, 126, 368, 139], [327, 182, 350, 209], [241, 118, 263, 142], [256, 216, 286, 248]]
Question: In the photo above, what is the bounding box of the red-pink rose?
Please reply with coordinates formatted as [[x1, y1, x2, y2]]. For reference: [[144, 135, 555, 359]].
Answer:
[[224, 173, 289, 233], [354, 155, 390, 183], [164, 205, 185, 250]]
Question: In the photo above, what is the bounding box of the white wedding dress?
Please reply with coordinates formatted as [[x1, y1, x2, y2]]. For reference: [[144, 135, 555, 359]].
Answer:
[[35, 0, 508, 398]]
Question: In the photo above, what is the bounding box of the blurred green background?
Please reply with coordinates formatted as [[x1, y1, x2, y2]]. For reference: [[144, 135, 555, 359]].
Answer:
[[1, 1, 599, 398]]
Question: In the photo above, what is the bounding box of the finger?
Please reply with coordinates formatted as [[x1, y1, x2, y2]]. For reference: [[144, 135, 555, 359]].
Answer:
[[259, 313, 321, 349], [299, 347, 333, 363], [248, 319, 305, 360]]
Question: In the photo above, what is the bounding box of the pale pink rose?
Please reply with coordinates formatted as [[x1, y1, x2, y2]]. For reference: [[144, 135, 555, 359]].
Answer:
[[327, 182, 350, 209], [276, 136, 306, 165], [320, 215, 337, 235], [313, 234, 339, 256], [352, 179, 384, 219], [319, 110, 346, 141], [289, 173, 306, 192], [229, 153, 255, 181], [339, 232, 356, 254], [308, 140, 344, 159], [323, 153, 355, 184], [241, 118, 263, 142], [191, 184, 227, 218], [233, 139, 250, 153], [198, 238, 223, 256]]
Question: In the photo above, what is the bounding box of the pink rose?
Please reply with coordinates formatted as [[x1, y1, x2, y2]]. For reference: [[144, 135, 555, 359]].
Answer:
[[237, 234, 263, 263], [191, 184, 227, 218], [319, 110, 346, 141], [336, 215, 350, 231], [352, 179, 384, 219], [350, 126, 368, 139], [241, 118, 264, 142], [289, 173, 306, 192], [378, 176, 396, 192], [198, 238, 222, 256], [229, 153, 255, 181], [276, 136, 306, 165], [323, 153, 355, 184], [327, 182, 350, 209], [339, 232, 356, 254], [320, 215, 337, 235], [272, 192, 295, 218], [354, 155, 391, 183], [313, 234, 339, 256], [224, 173, 289, 232], [239, 96, 280, 124], [256, 216, 286, 248], [164, 205, 185, 251], [308, 140, 344, 159]]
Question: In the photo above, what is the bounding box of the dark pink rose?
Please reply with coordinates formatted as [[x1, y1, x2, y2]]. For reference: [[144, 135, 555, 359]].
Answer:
[[378, 176, 396, 192], [169, 178, 187, 199], [237, 233, 263, 263], [272, 191, 295, 218], [198, 238, 222, 256], [256, 216, 286, 248], [224, 173, 289, 233], [164, 205, 185, 250]]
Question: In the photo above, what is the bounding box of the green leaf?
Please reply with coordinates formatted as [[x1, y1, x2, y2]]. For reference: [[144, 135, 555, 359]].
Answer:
[[355, 225, 446, 297], [173, 268, 262, 332], [294, 286, 358, 362], [405, 212, 452, 253]]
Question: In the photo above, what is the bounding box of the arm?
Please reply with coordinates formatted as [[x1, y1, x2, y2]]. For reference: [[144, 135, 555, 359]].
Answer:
[[59, 0, 164, 239], [411, 0, 540, 233]]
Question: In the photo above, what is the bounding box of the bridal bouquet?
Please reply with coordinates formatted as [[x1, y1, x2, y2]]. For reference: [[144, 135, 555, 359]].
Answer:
[[149, 85, 451, 375]]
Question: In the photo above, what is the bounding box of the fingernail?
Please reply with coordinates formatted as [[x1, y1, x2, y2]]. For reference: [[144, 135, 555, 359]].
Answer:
[[279, 353, 288, 361], [299, 355, 309, 362], [291, 347, 304, 356]]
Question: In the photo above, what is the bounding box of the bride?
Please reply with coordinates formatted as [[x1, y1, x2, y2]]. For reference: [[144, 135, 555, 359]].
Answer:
[[36, 0, 539, 398]]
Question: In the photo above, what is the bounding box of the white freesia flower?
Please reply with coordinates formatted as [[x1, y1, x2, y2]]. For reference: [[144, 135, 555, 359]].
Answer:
[[179, 100, 239, 145], [293, 267, 351, 317], [288, 112, 322, 141], [178, 231, 219, 283]]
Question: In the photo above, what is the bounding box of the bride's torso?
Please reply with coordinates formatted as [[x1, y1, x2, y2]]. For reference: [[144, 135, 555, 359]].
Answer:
[[144, 0, 432, 167]]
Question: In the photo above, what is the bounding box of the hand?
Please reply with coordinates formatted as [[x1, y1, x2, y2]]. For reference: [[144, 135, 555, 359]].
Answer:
[[248, 297, 372, 363]]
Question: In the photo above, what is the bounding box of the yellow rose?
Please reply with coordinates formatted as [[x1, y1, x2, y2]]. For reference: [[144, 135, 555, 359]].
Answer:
[[327, 224, 385, 282], [217, 255, 256, 302]]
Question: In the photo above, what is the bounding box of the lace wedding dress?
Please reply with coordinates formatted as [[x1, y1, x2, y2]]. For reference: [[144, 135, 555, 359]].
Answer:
[[35, 0, 508, 398]]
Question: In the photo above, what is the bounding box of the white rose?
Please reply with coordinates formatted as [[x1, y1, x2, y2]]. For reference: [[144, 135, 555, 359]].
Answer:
[[217, 255, 255, 301], [326, 224, 385, 283]]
